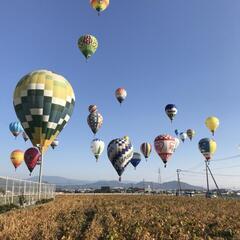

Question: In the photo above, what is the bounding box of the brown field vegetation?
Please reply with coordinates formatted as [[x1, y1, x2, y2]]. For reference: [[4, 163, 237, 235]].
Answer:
[[0, 195, 239, 239]]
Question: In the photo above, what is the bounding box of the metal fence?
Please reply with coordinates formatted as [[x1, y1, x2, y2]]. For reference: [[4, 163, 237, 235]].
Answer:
[[0, 176, 56, 206]]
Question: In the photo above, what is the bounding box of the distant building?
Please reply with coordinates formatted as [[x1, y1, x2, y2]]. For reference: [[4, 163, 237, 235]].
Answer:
[[100, 186, 111, 193]]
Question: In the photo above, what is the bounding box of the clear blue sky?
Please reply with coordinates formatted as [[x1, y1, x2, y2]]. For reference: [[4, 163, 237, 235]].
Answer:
[[0, 0, 240, 188]]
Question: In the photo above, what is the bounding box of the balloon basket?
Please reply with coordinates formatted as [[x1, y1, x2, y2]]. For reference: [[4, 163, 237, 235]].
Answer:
[[119, 176, 121, 182]]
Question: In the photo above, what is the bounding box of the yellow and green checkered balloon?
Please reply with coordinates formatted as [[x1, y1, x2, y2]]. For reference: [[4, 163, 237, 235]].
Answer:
[[13, 70, 75, 153]]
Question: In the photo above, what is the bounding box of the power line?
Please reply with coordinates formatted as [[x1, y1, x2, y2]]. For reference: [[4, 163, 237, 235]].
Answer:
[[179, 169, 240, 177], [210, 164, 240, 170], [211, 154, 240, 162]]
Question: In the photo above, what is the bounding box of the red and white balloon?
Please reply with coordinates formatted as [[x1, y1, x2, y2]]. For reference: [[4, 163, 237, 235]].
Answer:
[[154, 134, 176, 167]]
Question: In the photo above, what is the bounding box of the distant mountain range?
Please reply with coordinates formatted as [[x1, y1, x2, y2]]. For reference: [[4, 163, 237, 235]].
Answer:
[[28, 176, 204, 190], [28, 176, 93, 185]]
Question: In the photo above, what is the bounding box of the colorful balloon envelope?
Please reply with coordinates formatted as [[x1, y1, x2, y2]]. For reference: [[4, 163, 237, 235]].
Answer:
[[87, 111, 103, 135], [78, 34, 98, 60], [198, 138, 217, 161], [165, 104, 178, 122], [179, 132, 187, 143], [154, 134, 176, 167], [51, 139, 59, 149], [10, 150, 24, 170], [22, 132, 29, 142], [24, 148, 41, 175], [13, 70, 75, 153], [88, 104, 98, 113], [91, 138, 105, 161], [90, 0, 110, 14], [174, 138, 180, 152], [186, 129, 195, 141], [174, 129, 179, 136], [130, 152, 141, 170], [9, 121, 23, 137], [140, 142, 152, 160], [205, 116, 219, 136], [107, 136, 133, 181], [115, 88, 127, 105]]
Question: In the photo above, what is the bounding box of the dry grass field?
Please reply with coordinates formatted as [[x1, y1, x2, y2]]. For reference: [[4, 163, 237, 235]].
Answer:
[[0, 195, 239, 240]]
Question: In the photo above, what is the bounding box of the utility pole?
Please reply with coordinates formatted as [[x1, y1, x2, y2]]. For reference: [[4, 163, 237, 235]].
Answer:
[[205, 161, 210, 198], [176, 169, 182, 196], [158, 168, 161, 185], [207, 164, 222, 197]]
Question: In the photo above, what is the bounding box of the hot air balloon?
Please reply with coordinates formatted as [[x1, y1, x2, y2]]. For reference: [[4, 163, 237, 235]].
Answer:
[[115, 88, 127, 105], [174, 129, 179, 136], [174, 138, 180, 152], [186, 129, 195, 141], [198, 138, 217, 161], [9, 121, 23, 137], [78, 34, 98, 60], [51, 139, 59, 149], [24, 148, 41, 175], [90, 0, 110, 15], [87, 111, 103, 135], [107, 136, 133, 181], [205, 117, 219, 136], [13, 70, 75, 153], [91, 138, 105, 161], [22, 132, 29, 142], [88, 104, 98, 113], [165, 104, 178, 122], [179, 132, 187, 143], [10, 150, 24, 171], [130, 152, 141, 170], [154, 134, 176, 167], [13, 70, 75, 195], [140, 142, 152, 161]]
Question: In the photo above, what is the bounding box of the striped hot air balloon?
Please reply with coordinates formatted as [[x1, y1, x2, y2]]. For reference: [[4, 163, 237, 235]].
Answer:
[[140, 142, 152, 161], [186, 129, 195, 141], [107, 136, 133, 181]]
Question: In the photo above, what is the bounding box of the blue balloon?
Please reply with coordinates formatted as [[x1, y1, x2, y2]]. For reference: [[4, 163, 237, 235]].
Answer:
[[9, 121, 23, 137], [174, 129, 179, 136], [130, 152, 141, 170]]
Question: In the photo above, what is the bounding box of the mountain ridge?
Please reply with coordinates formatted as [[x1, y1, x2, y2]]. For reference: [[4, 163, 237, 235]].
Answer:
[[27, 176, 204, 190]]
